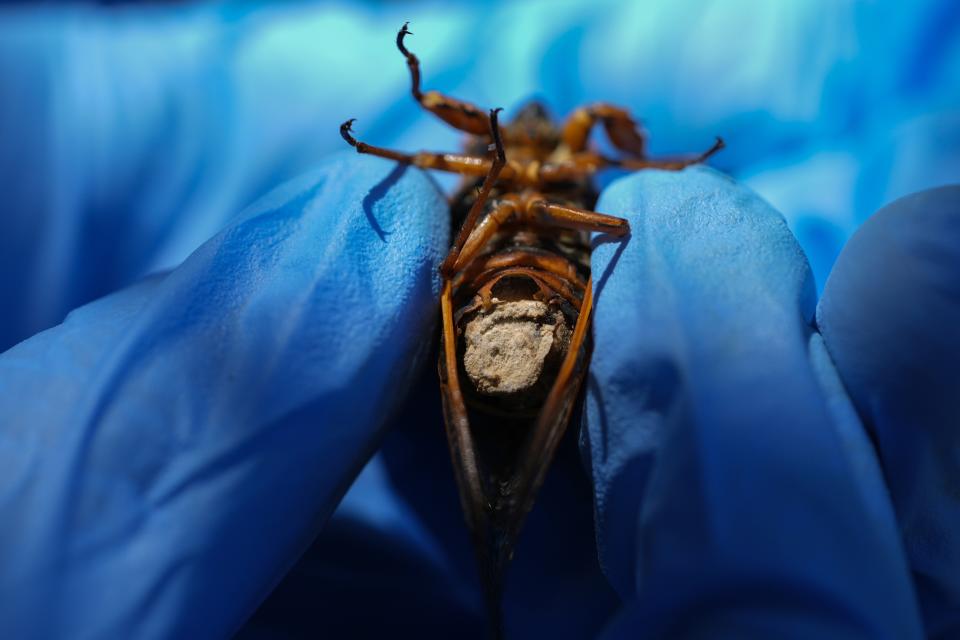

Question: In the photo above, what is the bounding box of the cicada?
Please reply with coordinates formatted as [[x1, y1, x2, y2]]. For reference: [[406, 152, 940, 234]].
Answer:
[[340, 22, 723, 638]]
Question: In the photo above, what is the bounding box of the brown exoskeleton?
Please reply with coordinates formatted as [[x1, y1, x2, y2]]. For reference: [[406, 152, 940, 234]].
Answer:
[[340, 22, 723, 638]]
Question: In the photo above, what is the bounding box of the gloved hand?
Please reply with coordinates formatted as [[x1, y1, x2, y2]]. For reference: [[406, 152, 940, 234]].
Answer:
[[583, 170, 960, 639], [1, 154, 958, 639], [241, 169, 960, 639], [0, 153, 451, 638]]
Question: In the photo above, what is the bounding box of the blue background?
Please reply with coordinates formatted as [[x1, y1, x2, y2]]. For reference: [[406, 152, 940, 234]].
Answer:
[[1, 0, 958, 353]]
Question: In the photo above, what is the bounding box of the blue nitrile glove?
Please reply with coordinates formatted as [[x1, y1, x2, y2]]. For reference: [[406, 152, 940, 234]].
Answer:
[[1, 153, 957, 637], [817, 186, 960, 637], [239, 171, 959, 639], [581, 170, 959, 639], [0, 153, 450, 638]]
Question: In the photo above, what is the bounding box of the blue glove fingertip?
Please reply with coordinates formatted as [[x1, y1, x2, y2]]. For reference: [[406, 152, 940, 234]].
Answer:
[[818, 184, 960, 637]]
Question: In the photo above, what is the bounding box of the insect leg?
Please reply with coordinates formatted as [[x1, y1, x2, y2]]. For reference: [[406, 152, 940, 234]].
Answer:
[[561, 103, 649, 156], [525, 198, 631, 236], [440, 108, 507, 277], [456, 252, 586, 298], [340, 119, 510, 178], [560, 102, 724, 170], [612, 136, 726, 171], [537, 135, 724, 183], [535, 151, 615, 182], [447, 197, 521, 274], [397, 22, 491, 136]]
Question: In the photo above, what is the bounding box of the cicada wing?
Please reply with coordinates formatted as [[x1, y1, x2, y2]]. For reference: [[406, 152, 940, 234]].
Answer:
[[437, 278, 595, 640], [438, 280, 486, 532], [439, 280, 508, 637], [504, 278, 595, 542]]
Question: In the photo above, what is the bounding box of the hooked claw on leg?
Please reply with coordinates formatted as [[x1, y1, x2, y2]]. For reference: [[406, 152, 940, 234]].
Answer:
[[340, 118, 359, 148], [397, 22, 414, 55]]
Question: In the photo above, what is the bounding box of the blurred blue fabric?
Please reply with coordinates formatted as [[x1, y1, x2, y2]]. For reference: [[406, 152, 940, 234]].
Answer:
[[0, 1, 958, 638], [1, 0, 957, 353]]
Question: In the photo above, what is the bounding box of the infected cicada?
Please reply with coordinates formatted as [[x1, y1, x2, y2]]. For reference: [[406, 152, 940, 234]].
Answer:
[[340, 22, 723, 638]]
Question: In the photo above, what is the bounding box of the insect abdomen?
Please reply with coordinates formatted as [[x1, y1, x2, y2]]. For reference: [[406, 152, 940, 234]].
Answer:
[[453, 230, 589, 417]]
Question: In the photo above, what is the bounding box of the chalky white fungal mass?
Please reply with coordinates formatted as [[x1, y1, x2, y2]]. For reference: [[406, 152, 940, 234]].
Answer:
[[463, 299, 571, 396]]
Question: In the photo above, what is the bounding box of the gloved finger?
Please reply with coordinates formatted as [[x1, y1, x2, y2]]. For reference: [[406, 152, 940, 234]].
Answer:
[[582, 167, 923, 638], [817, 185, 960, 637], [0, 153, 448, 638]]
